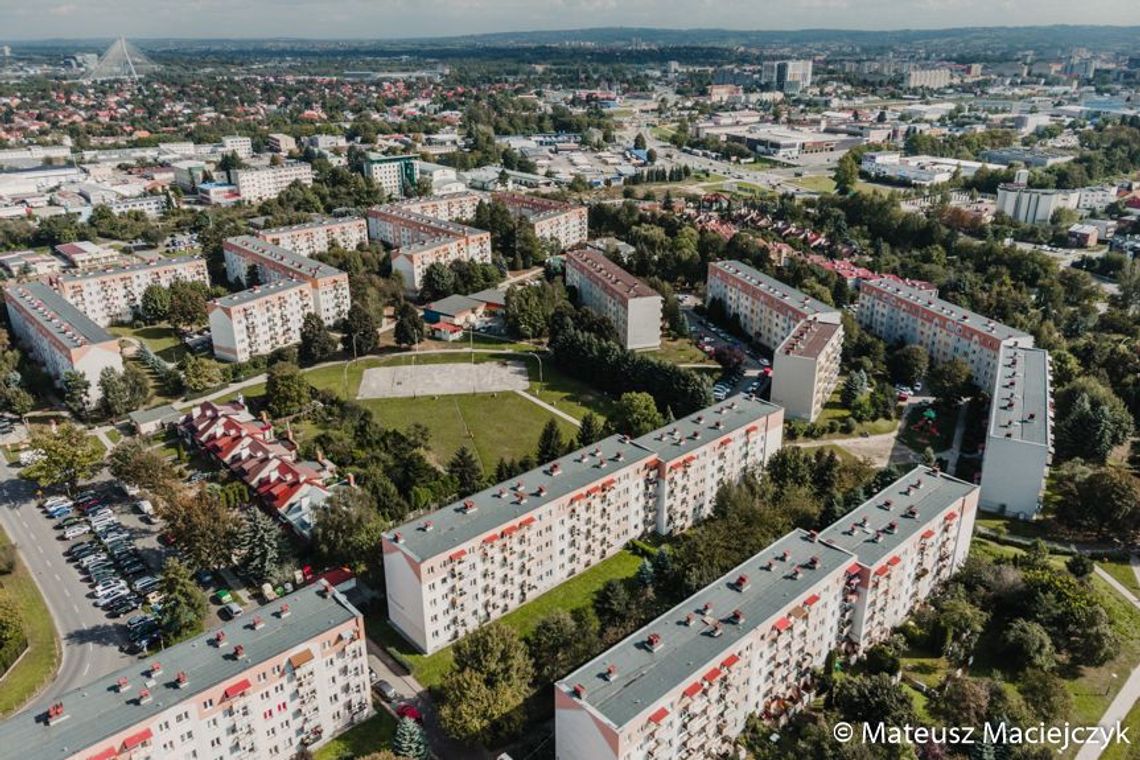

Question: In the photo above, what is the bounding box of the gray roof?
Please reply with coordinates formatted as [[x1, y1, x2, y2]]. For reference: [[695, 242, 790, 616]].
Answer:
[[259, 217, 364, 236], [57, 256, 202, 283], [632, 395, 782, 463], [862, 278, 1031, 342], [817, 466, 977, 569], [3, 282, 116, 348], [988, 346, 1052, 446], [468, 288, 507, 307], [559, 529, 854, 728], [426, 294, 483, 316], [224, 236, 344, 280], [710, 260, 837, 319], [128, 403, 183, 426], [0, 586, 360, 760], [211, 279, 309, 308]]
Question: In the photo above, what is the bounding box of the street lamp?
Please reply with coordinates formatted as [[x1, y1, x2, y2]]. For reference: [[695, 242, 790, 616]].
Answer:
[[342, 332, 358, 400]]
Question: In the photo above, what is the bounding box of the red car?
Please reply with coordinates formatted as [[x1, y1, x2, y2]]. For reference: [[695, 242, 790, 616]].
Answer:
[[396, 703, 423, 723]]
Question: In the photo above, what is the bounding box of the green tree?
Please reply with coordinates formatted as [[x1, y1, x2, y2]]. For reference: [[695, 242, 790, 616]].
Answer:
[[535, 418, 565, 464], [841, 369, 869, 407], [528, 609, 599, 685], [927, 358, 973, 406], [888, 345, 929, 387], [159, 489, 238, 571], [237, 508, 281, 584], [439, 623, 533, 745], [420, 262, 457, 301], [1054, 377, 1134, 463], [122, 362, 151, 410], [1055, 466, 1140, 539], [833, 151, 859, 195], [21, 423, 104, 492], [167, 280, 209, 329], [109, 439, 179, 500], [393, 302, 426, 348], [157, 558, 207, 642], [311, 488, 386, 576], [139, 283, 170, 323], [179, 355, 225, 393], [298, 313, 337, 366], [1001, 618, 1056, 673], [633, 132, 647, 150], [829, 673, 916, 727], [342, 302, 380, 356], [265, 362, 310, 418], [608, 391, 664, 437], [576, 412, 605, 447], [98, 366, 132, 419], [61, 370, 91, 416], [448, 446, 483, 498], [1018, 669, 1073, 723], [392, 716, 429, 760]]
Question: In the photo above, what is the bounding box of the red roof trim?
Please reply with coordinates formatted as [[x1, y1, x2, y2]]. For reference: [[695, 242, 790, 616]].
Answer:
[[648, 706, 669, 724], [773, 616, 791, 632], [745, 424, 759, 434], [519, 516, 536, 528], [721, 653, 741, 669], [501, 525, 519, 537], [944, 510, 958, 522], [682, 681, 703, 698], [703, 667, 723, 683], [888, 555, 902, 566], [803, 593, 821, 607], [448, 549, 467, 561], [874, 565, 890, 577], [87, 748, 117, 760], [223, 678, 251, 700], [482, 533, 499, 544], [121, 727, 154, 750], [920, 529, 935, 540], [846, 562, 862, 575]]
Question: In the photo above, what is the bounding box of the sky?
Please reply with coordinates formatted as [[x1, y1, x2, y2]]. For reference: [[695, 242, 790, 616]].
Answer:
[[2, 0, 1140, 41]]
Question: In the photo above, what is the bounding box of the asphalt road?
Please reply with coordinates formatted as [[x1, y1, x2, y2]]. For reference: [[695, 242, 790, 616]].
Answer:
[[0, 461, 135, 713]]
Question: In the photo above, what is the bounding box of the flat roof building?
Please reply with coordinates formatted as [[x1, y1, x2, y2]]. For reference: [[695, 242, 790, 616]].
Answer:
[[257, 217, 368, 258], [229, 162, 313, 204], [54, 240, 120, 269], [363, 153, 419, 199], [54, 256, 209, 326], [565, 249, 662, 350], [493, 192, 588, 251], [208, 280, 316, 363]]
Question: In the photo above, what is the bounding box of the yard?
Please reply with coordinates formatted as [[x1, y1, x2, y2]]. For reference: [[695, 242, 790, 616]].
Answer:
[[109, 324, 188, 363], [369, 548, 643, 688], [646, 337, 716, 367], [0, 528, 61, 717], [313, 708, 397, 760], [808, 380, 900, 440], [897, 404, 956, 454]]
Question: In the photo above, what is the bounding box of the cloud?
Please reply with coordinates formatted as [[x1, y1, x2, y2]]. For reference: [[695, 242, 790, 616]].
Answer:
[[48, 3, 79, 15]]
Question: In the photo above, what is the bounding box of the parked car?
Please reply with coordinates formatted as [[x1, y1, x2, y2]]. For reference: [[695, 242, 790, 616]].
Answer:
[[63, 524, 92, 539], [94, 579, 128, 597], [221, 602, 244, 620], [375, 680, 399, 702], [94, 590, 130, 608], [396, 703, 424, 724], [126, 614, 155, 631], [47, 506, 73, 519]]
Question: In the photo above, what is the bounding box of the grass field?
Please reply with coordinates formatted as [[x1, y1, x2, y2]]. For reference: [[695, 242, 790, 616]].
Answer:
[[109, 324, 187, 363], [646, 338, 715, 366], [1100, 560, 1140, 596], [0, 528, 61, 717], [371, 548, 643, 688], [313, 708, 397, 760], [791, 175, 837, 193], [1101, 699, 1140, 760], [809, 380, 900, 440], [897, 404, 956, 454]]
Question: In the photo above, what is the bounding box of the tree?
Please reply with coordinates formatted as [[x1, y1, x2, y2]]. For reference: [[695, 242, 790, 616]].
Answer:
[[109, 439, 179, 499], [61, 370, 91, 416], [167, 280, 209, 329], [833, 152, 859, 195], [157, 558, 207, 642], [99, 366, 132, 419], [576, 412, 604, 447], [608, 392, 664, 437], [1054, 378, 1134, 463], [393, 302, 426, 347], [841, 369, 869, 407], [528, 609, 599, 685], [160, 489, 238, 570], [633, 132, 647, 150], [237, 508, 281, 584], [265, 362, 310, 418], [21, 423, 104, 492], [420, 262, 457, 301], [1001, 618, 1056, 673], [342, 302, 380, 356], [1055, 466, 1140, 539], [139, 283, 170, 323], [448, 446, 483, 497], [829, 673, 916, 727], [888, 345, 929, 387], [179, 355, 225, 393], [298, 313, 337, 366], [927, 358, 973, 406], [392, 716, 429, 760], [439, 623, 533, 745], [122, 363, 151, 410], [535, 418, 565, 464], [311, 488, 386, 576], [1018, 669, 1073, 723]]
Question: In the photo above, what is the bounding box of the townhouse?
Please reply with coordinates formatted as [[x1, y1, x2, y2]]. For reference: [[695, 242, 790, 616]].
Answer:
[[706, 260, 843, 421], [564, 248, 662, 350], [978, 346, 1054, 519], [54, 256, 209, 326], [0, 585, 371, 760], [3, 282, 123, 405], [208, 281, 315, 363], [222, 236, 351, 328], [383, 396, 784, 654], [257, 217, 368, 258], [554, 466, 978, 760], [229, 162, 314, 204], [492, 192, 589, 251]]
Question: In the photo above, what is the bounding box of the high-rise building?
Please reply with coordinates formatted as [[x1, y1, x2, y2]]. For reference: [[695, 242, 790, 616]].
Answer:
[[564, 249, 662, 350], [208, 280, 316, 363], [492, 192, 589, 251], [761, 59, 814, 93], [222, 236, 350, 329], [257, 217, 368, 258], [904, 68, 952, 89], [54, 256, 209, 326], [362, 154, 419, 199], [267, 133, 297, 154], [229, 162, 313, 204]]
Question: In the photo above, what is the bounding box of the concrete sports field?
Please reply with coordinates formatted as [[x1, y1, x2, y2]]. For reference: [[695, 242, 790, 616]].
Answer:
[[356, 361, 530, 399]]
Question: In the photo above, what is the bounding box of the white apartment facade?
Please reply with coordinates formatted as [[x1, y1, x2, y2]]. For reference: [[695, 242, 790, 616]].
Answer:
[[978, 346, 1053, 518], [564, 249, 662, 350], [208, 281, 316, 363], [555, 467, 978, 760], [230, 162, 314, 204], [362, 154, 419, 199], [0, 585, 373, 760], [267, 133, 297, 154], [706, 260, 843, 421], [383, 396, 785, 654], [3, 282, 123, 405], [257, 217, 368, 257], [222, 236, 351, 328], [905, 68, 952, 89], [996, 184, 1080, 224], [54, 256, 209, 326], [493, 192, 589, 251], [366, 197, 492, 292]]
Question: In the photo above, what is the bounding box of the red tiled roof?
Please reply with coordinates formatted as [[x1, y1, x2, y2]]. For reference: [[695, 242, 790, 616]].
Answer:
[[121, 727, 153, 750], [223, 678, 251, 700], [648, 706, 669, 724]]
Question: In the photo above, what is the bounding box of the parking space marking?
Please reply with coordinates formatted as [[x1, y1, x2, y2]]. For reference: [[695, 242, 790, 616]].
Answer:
[[63, 586, 71, 598], [53, 572, 61, 582], [35, 544, 43, 554]]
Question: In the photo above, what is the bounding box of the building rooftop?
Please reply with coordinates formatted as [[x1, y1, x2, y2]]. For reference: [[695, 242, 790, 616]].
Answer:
[[566, 248, 660, 303], [425, 294, 483, 316], [0, 585, 360, 760], [57, 255, 202, 283], [212, 279, 310, 308], [862, 278, 1032, 342], [988, 346, 1052, 447], [259, 217, 364, 236], [559, 529, 854, 728], [3, 281, 116, 348], [224, 236, 344, 280], [817, 466, 976, 569], [777, 318, 841, 359], [710, 259, 837, 319], [632, 395, 782, 463]]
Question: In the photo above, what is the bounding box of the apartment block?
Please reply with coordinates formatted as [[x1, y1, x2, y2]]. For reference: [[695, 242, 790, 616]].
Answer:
[[706, 260, 843, 421], [905, 68, 952, 89], [362, 153, 419, 199], [492, 192, 589, 251], [54, 240, 120, 269], [856, 278, 1034, 391], [978, 346, 1053, 518], [383, 396, 784, 654], [0, 585, 372, 760], [996, 184, 1080, 225], [229, 162, 314, 204], [54, 256, 209, 326], [564, 249, 662, 350], [3, 282, 122, 404], [267, 133, 297, 154], [222, 236, 350, 328], [554, 467, 978, 760], [257, 217, 368, 257], [221, 135, 253, 159], [208, 281, 316, 363]]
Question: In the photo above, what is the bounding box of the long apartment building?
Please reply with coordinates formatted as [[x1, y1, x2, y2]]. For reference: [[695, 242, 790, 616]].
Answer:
[[222, 236, 350, 328], [0, 585, 372, 760], [564, 248, 662, 350], [383, 396, 784, 654], [706, 260, 843, 421], [209, 280, 316, 363], [229, 162, 314, 204], [53, 256, 209, 326], [3, 282, 122, 404], [554, 466, 978, 760], [257, 217, 368, 258], [366, 193, 492, 292], [492, 191, 589, 251], [978, 346, 1054, 518]]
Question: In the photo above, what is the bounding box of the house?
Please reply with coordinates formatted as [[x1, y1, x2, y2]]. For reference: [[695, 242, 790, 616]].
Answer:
[[423, 294, 486, 326]]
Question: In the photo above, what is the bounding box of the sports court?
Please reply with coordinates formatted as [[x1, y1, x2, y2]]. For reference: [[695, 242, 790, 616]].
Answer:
[[356, 360, 530, 399]]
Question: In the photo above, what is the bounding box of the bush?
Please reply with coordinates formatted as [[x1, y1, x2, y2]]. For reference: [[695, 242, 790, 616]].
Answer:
[[841, 417, 857, 434]]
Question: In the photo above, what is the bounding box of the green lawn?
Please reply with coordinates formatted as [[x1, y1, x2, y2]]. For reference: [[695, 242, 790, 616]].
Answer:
[[370, 549, 643, 688], [313, 708, 397, 760], [791, 175, 837, 193], [1101, 698, 1140, 760], [1099, 560, 1140, 597], [646, 338, 715, 366], [811, 381, 900, 440], [897, 404, 956, 454], [0, 528, 61, 717], [109, 324, 187, 363]]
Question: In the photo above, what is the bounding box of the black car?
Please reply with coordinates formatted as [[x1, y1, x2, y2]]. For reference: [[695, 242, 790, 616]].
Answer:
[[105, 596, 142, 617]]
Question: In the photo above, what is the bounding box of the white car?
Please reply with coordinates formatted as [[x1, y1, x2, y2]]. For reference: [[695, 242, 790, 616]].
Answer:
[[94, 580, 128, 598], [63, 524, 92, 539]]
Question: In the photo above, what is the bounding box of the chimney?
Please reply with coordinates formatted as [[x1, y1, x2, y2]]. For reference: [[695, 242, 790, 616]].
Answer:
[[175, 671, 189, 688], [214, 631, 227, 647], [646, 633, 663, 652], [279, 603, 291, 618], [137, 688, 152, 705], [149, 662, 162, 676], [605, 664, 617, 682], [46, 702, 67, 725], [234, 644, 246, 659], [251, 616, 264, 630], [573, 683, 587, 699], [117, 676, 131, 693]]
